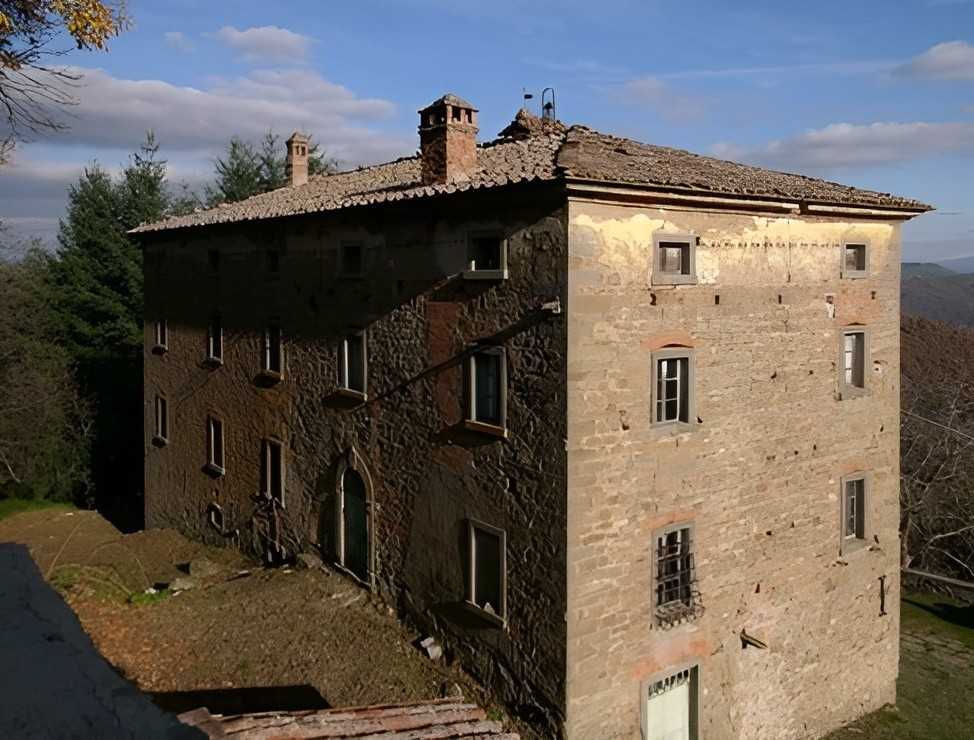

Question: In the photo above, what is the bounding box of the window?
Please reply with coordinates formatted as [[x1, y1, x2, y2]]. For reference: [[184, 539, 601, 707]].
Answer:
[[641, 666, 699, 740], [840, 474, 868, 554], [260, 438, 284, 506], [652, 233, 697, 285], [839, 328, 869, 399], [463, 233, 508, 280], [153, 395, 168, 445], [153, 319, 168, 352], [466, 520, 506, 625], [262, 321, 283, 378], [205, 417, 225, 475], [207, 315, 223, 364], [841, 243, 868, 279], [465, 347, 507, 435], [653, 525, 698, 626], [340, 242, 363, 277], [208, 249, 220, 272], [651, 349, 695, 426], [338, 331, 368, 396]]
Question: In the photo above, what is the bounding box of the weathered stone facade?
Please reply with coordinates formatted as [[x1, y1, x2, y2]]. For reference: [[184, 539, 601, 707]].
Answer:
[[144, 184, 569, 733], [565, 201, 902, 739]]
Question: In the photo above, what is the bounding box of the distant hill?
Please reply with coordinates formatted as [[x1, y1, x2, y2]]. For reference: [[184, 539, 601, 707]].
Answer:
[[936, 255, 974, 274], [902, 270, 974, 327], [902, 262, 957, 279]]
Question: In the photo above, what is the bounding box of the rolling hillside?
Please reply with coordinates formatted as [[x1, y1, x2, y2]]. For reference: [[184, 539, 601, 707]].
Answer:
[[901, 263, 974, 327]]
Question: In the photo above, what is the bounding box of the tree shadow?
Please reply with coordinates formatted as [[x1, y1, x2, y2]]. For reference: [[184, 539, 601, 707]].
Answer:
[[904, 596, 974, 631]]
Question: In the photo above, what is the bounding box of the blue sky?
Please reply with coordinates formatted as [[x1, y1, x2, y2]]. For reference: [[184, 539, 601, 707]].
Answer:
[[1, 0, 972, 261]]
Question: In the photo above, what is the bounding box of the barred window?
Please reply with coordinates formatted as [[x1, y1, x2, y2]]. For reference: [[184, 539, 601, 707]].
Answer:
[[654, 525, 700, 626]]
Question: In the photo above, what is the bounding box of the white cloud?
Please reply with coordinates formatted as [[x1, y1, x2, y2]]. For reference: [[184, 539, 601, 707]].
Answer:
[[713, 121, 974, 171], [894, 41, 974, 81], [163, 31, 194, 53], [613, 76, 707, 121], [211, 25, 312, 63]]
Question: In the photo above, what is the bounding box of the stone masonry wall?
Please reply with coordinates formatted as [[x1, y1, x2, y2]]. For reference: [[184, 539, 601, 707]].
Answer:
[[143, 183, 569, 734], [565, 201, 902, 739]]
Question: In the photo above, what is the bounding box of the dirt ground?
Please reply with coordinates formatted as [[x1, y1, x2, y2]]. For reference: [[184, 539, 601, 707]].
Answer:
[[0, 508, 525, 735]]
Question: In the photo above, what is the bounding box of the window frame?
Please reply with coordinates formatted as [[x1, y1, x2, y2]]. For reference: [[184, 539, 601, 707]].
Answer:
[[838, 327, 870, 400], [205, 415, 225, 476], [462, 231, 509, 281], [153, 394, 168, 446], [464, 346, 508, 438], [153, 319, 168, 353], [651, 232, 698, 286], [337, 330, 368, 400], [339, 241, 364, 278], [841, 241, 869, 279], [260, 319, 284, 380], [465, 518, 507, 627], [650, 348, 696, 429], [640, 663, 700, 740], [260, 438, 285, 508], [206, 314, 223, 366], [651, 522, 699, 627], [839, 472, 870, 556]]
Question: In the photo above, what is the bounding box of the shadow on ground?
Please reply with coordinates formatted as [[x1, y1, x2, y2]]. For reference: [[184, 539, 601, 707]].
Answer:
[[0, 542, 200, 739], [903, 596, 974, 631]]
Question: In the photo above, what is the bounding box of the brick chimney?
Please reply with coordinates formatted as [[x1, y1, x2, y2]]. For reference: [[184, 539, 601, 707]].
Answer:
[[418, 94, 479, 185], [285, 132, 310, 187]]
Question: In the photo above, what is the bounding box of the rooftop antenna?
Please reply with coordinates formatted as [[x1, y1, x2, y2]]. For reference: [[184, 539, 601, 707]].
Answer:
[[541, 87, 556, 122]]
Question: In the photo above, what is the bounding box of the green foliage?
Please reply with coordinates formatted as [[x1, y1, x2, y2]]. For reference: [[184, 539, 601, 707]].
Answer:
[[0, 497, 75, 521], [128, 587, 170, 607], [205, 130, 338, 205]]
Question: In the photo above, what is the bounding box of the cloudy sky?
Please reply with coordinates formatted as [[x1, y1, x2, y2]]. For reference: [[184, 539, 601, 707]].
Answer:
[[1, 0, 972, 261]]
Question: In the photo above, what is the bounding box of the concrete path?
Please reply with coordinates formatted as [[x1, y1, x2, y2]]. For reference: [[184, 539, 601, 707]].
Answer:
[[0, 542, 200, 740]]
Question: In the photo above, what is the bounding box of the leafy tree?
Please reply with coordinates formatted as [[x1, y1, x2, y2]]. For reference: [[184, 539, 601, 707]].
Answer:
[[0, 1, 128, 152], [206, 130, 338, 205]]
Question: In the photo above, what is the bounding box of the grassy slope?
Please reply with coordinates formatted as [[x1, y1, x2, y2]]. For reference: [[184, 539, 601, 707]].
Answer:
[[0, 498, 75, 522]]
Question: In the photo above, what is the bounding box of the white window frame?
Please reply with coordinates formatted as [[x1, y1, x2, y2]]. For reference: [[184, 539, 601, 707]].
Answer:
[[153, 394, 168, 445], [640, 663, 700, 740], [466, 519, 507, 627], [652, 232, 697, 286], [337, 330, 368, 399], [205, 416, 225, 476], [462, 231, 509, 281], [464, 346, 508, 437], [153, 319, 168, 353], [651, 349, 696, 428], [838, 327, 869, 400], [206, 314, 223, 365], [841, 242, 869, 279], [840, 472, 869, 555], [261, 320, 284, 380], [260, 438, 285, 508]]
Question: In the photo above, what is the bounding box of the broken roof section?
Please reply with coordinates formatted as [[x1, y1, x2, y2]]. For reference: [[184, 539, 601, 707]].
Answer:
[[132, 110, 932, 235], [177, 697, 520, 739]]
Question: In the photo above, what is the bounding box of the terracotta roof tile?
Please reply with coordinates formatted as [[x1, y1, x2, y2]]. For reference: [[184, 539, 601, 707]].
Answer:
[[132, 116, 931, 235]]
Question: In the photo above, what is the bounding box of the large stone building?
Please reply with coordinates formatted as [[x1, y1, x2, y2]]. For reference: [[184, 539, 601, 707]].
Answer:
[[134, 94, 931, 739]]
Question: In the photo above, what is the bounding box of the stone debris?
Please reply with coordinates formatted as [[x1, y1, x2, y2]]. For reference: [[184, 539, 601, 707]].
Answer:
[[169, 576, 198, 592], [419, 636, 443, 661]]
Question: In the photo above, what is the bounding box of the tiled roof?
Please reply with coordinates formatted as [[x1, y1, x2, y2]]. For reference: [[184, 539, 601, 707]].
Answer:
[[132, 115, 931, 235]]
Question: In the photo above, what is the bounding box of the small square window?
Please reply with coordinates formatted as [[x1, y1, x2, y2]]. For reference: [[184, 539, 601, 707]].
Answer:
[[338, 331, 368, 397], [840, 474, 869, 554], [652, 233, 697, 286], [207, 315, 223, 364], [653, 524, 699, 626], [651, 349, 695, 426], [262, 321, 284, 379], [154, 319, 168, 352], [463, 233, 508, 280], [153, 395, 168, 445], [839, 328, 869, 399], [466, 520, 506, 626], [340, 242, 363, 277], [465, 347, 507, 436], [260, 438, 284, 507], [206, 417, 225, 475], [841, 243, 868, 278]]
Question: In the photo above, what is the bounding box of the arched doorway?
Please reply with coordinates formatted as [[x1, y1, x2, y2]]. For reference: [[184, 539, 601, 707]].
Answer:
[[339, 467, 370, 582]]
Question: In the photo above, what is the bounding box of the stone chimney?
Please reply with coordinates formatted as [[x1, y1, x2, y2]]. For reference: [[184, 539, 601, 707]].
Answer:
[[285, 132, 310, 187], [418, 94, 478, 185]]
